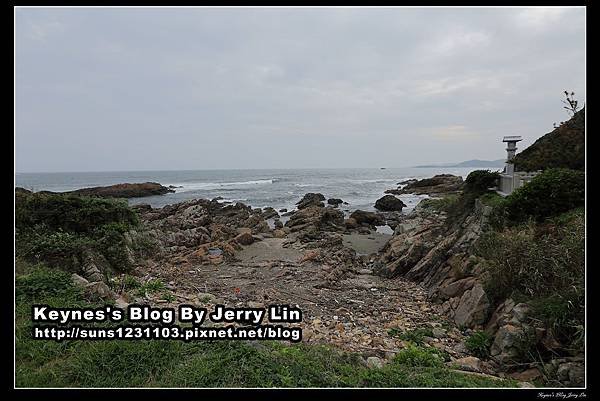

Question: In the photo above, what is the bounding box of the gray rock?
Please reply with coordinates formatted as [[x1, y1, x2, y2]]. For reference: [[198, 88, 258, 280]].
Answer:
[[366, 356, 384, 369], [453, 283, 490, 327]]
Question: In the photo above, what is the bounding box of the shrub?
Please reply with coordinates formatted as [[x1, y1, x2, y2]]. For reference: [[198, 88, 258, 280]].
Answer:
[[476, 209, 584, 351], [388, 328, 434, 345], [502, 168, 584, 223], [465, 331, 492, 359], [15, 193, 139, 233], [393, 344, 447, 367], [464, 170, 501, 194]]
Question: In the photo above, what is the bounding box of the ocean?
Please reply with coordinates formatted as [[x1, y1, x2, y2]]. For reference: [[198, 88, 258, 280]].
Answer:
[[15, 167, 478, 213]]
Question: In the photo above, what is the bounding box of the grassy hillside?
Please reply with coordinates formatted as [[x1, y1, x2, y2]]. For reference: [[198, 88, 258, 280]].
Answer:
[[513, 108, 585, 172]]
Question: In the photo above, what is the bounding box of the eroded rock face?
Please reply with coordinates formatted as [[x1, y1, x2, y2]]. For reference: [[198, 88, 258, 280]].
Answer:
[[374, 195, 407, 211], [453, 283, 490, 327]]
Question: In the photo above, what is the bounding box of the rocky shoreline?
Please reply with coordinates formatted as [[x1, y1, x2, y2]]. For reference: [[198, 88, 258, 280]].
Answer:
[[22, 173, 582, 387]]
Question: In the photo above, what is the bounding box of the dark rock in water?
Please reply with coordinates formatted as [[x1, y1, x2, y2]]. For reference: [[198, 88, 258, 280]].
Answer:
[[262, 207, 279, 219], [397, 174, 463, 195], [327, 198, 344, 206], [279, 208, 288, 213], [398, 179, 418, 186], [375, 195, 407, 211], [296, 193, 326, 209], [350, 210, 385, 226], [43, 182, 175, 199], [384, 188, 403, 195]]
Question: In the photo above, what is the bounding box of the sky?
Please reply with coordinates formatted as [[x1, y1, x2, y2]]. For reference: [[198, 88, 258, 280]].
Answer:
[[15, 7, 586, 172]]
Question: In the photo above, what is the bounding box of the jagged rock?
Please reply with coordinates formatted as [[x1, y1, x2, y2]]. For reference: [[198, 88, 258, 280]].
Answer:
[[438, 277, 476, 300], [453, 283, 490, 327], [490, 324, 524, 364], [327, 198, 344, 206], [344, 218, 358, 229], [262, 207, 279, 219], [296, 193, 326, 209], [273, 219, 283, 229], [285, 206, 344, 232], [396, 174, 464, 195], [374, 195, 407, 211]]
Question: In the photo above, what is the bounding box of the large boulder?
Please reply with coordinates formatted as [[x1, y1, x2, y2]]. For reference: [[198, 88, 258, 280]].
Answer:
[[453, 283, 490, 327], [375, 195, 406, 211], [296, 193, 326, 209], [285, 205, 344, 232], [349, 210, 385, 226]]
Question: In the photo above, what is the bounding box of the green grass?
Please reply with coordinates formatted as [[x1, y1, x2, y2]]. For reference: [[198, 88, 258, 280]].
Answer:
[[15, 264, 516, 388], [465, 331, 493, 359]]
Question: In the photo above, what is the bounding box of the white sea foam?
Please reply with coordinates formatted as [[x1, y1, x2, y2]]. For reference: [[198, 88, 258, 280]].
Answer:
[[169, 179, 274, 192]]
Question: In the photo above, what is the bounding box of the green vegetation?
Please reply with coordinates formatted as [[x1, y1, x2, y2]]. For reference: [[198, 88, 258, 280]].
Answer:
[[476, 208, 584, 353], [465, 331, 493, 359], [512, 108, 584, 172], [464, 170, 501, 194], [420, 194, 459, 212], [388, 327, 434, 346], [16, 192, 144, 272], [501, 168, 585, 223], [15, 263, 514, 388]]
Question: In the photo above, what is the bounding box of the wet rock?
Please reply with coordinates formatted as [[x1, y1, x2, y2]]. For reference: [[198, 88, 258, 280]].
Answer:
[[296, 193, 326, 209], [374, 195, 407, 211], [262, 207, 279, 219], [349, 210, 385, 226], [327, 198, 344, 206]]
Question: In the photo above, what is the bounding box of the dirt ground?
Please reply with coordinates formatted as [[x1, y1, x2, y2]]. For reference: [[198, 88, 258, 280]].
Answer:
[[138, 234, 471, 360]]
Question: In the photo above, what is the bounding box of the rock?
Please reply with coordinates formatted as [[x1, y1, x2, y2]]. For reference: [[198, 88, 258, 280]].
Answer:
[[452, 356, 482, 372], [366, 356, 384, 369], [279, 208, 288, 213], [262, 207, 279, 219], [272, 229, 287, 238], [285, 205, 344, 232], [344, 218, 358, 229], [84, 282, 115, 300], [490, 324, 524, 364], [438, 277, 476, 300], [453, 283, 490, 327], [509, 368, 542, 382], [432, 327, 446, 338], [296, 193, 326, 209], [327, 198, 344, 206], [349, 210, 385, 226], [398, 174, 463, 195], [49, 182, 175, 198], [235, 232, 255, 246], [374, 195, 407, 211], [71, 273, 89, 288]]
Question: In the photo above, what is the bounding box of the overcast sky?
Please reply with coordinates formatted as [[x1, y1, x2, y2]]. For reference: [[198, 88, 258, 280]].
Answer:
[[15, 7, 585, 172]]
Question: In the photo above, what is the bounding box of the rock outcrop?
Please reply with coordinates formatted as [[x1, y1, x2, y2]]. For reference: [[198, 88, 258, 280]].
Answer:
[[296, 193, 326, 209], [387, 174, 463, 196], [40, 182, 175, 198]]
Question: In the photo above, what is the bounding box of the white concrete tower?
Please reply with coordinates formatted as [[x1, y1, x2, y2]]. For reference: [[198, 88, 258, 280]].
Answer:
[[502, 135, 522, 175]]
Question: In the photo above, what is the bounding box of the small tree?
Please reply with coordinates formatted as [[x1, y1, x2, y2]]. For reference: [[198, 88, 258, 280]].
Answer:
[[554, 91, 581, 128], [562, 90, 579, 117]]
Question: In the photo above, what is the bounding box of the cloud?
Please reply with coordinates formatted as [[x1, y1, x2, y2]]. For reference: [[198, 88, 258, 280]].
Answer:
[[14, 7, 585, 171], [431, 125, 480, 141]]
